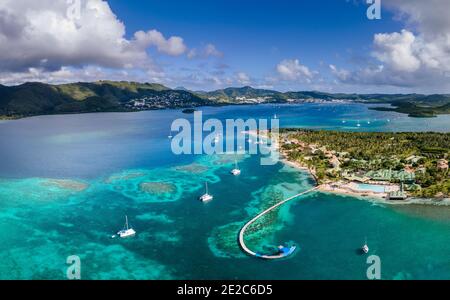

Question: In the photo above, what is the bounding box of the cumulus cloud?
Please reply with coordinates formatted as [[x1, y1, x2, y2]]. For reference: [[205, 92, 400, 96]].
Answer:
[[276, 59, 314, 82], [133, 30, 187, 56], [373, 29, 421, 72], [0, 0, 188, 76], [330, 0, 450, 92]]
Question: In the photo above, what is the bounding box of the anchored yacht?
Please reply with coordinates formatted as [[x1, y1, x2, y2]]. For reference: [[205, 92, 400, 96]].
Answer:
[[230, 160, 241, 176], [199, 182, 213, 202], [117, 215, 136, 238]]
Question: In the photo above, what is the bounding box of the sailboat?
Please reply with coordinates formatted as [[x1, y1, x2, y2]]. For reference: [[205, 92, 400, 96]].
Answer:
[[199, 182, 213, 202], [230, 160, 241, 176], [117, 215, 136, 238], [361, 238, 369, 254]]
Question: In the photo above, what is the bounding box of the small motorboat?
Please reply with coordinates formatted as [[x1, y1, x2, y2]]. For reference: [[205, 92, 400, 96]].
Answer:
[[278, 244, 296, 257], [361, 238, 369, 254]]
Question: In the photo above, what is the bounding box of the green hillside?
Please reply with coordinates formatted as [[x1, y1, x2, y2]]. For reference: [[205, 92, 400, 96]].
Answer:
[[0, 81, 208, 118], [1, 81, 450, 119]]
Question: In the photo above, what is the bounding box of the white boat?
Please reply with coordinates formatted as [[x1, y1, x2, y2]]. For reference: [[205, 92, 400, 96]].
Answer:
[[199, 182, 213, 202], [230, 160, 241, 176], [361, 238, 369, 254], [117, 215, 136, 238]]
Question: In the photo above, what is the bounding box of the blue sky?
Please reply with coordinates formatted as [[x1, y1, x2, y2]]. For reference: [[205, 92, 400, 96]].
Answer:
[[108, 0, 403, 91], [1, 0, 450, 93]]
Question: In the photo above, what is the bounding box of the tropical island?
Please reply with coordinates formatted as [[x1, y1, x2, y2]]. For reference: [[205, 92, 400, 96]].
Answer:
[[280, 129, 450, 201], [1, 81, 450, 120]]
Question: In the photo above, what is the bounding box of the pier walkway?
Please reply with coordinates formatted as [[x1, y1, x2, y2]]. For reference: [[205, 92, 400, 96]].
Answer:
[[238, 186, 319, 259]]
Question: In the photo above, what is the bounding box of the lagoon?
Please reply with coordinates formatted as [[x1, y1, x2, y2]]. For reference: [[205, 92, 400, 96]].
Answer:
[[0, 103, 449, 279]]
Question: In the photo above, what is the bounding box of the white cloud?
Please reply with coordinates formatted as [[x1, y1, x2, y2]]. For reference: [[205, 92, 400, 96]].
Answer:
[[330, 0, 450, 92], [133, 30, 187, 56], [276, 59, 314, 82], [204, 44, 223, 57], [0, 66, 151, 86], [187, 43, 223, 59], [0, 0, 187, 75], [236, 72, 251, 85], [329, 64, 350, 81], [373, 29, 421, 72]]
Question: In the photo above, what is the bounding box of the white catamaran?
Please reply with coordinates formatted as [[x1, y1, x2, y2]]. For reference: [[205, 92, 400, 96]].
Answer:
[[117, 215, 136, 238], [199, 182, 213, 202], [230, 160, 241, 176]]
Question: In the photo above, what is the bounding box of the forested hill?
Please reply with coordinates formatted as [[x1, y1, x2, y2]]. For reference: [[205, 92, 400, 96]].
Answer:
[[1, 81, 450, 119], [0, 81, 210, 118]]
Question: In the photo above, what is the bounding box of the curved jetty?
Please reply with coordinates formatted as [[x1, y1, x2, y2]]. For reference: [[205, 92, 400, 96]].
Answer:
[[238, 187, 318, 259]]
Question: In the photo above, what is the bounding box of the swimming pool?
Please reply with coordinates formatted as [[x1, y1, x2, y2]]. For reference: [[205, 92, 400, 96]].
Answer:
[[356, 183, 386, 193]]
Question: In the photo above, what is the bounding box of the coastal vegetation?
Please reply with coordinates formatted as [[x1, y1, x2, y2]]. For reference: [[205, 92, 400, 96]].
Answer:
[[371, 101, 450, 118], [0, 81, 209, 119], [2, 81, 450, 119], [281, 129, 450, 198]]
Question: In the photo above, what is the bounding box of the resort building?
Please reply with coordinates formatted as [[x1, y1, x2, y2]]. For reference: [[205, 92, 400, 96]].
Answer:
[[365, 169, 415, 183], [329, 156, 341, 169], [405, 155, 424, 164], [388, 190, 408, 200], [387, 183, 408, 200], [437, 159, 448, 170], [344, 175, 370, 183], [133, 100, 146, 107]]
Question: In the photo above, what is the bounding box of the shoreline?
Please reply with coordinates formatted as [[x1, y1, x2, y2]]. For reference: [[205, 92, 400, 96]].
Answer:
[[279, 150, 450, 207], [3, 100, 450, 122]]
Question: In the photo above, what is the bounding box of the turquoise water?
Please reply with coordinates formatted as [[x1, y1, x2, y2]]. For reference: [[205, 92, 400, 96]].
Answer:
[[0, 103, 449, 279], [356, 184, 387, 193]]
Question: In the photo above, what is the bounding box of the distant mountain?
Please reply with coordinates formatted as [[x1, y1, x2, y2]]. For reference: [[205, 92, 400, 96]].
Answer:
[[0, 81, 210, 118], [174, 86, 189, 91], [1, 81, 450, 119]]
